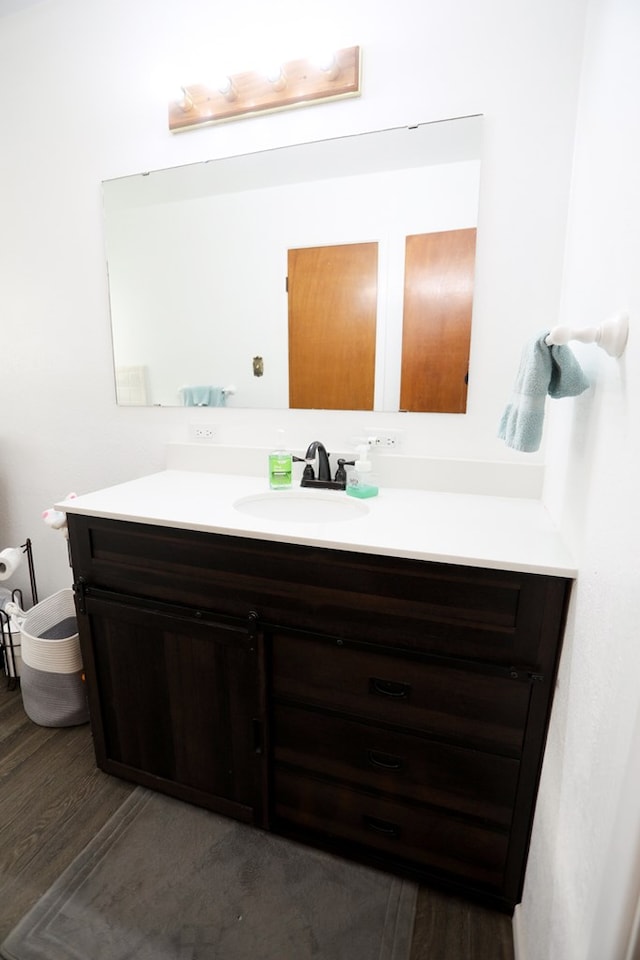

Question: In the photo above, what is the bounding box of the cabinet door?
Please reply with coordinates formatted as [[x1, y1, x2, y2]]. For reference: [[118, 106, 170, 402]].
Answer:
[[79, 593, 266, 826]]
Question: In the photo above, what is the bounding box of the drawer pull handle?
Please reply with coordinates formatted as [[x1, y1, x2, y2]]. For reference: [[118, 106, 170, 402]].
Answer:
[[363, 815, 400, 838], [369, 677, 411, 700], [367, 749, 403, 771]]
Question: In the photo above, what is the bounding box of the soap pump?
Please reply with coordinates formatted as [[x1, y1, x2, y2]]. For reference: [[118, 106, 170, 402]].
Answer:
[[346, 444, 379, 499], [268, 429, 293, 490]]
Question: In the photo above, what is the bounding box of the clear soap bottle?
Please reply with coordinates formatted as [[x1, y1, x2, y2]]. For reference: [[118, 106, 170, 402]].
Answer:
[[268, 429, 293, 490], [346, 445, 379, 499]]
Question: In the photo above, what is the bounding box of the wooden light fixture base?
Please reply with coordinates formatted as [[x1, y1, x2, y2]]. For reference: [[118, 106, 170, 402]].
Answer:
[[169, 46, 361, 132]]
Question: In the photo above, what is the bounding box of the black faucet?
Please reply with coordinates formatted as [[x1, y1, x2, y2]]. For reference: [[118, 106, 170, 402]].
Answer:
[[300, 441, 351, 490], [304, 440, 331, 481]]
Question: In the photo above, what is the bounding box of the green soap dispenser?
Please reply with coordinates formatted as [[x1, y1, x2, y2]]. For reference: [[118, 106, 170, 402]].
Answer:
[[346, 445, 379, 499], [269, 429, 293, 490]]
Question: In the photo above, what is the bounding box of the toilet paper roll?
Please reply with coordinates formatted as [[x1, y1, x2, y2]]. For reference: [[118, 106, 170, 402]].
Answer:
[[0, 547, 23, 581]]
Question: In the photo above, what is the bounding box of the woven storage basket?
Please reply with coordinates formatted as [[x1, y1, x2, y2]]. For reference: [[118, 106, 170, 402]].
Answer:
[[11, 589, 88, 727]]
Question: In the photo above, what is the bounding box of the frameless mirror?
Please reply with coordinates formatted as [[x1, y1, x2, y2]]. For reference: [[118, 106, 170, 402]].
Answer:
[[103, 114, 482, 411]]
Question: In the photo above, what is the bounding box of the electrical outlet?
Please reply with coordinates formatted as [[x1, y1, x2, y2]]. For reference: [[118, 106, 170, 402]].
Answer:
[[368, 430, 404, 450], [189, 424, 216, 442]]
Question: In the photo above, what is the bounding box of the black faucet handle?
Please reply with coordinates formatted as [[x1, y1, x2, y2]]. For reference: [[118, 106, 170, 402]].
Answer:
[[334, 459, 356, 484], [290, 454, 316, 481]]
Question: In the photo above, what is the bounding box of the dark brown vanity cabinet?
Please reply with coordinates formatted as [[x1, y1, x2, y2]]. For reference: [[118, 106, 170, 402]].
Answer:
[[67, 514, 571, 912]]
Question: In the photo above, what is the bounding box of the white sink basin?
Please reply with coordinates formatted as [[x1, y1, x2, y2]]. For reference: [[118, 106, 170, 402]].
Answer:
[[233, 491, 369, 523]]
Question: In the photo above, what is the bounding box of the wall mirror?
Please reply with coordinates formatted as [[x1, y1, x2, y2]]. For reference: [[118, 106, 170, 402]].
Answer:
[[103, 114, 482, 411]]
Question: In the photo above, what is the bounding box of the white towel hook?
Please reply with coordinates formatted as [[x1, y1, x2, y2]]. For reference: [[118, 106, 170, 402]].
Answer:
[[545, 312, 629, 358]]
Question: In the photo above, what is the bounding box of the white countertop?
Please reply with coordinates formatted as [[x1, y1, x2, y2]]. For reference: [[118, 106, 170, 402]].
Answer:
[[57, 470, 577, 578]]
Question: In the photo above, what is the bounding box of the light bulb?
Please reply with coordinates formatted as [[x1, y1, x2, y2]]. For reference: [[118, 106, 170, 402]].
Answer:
[[266, 66, 287, 91], [174, 87, 194, 112], [314, 51, 339, 80], [216, 76, 237, 101]]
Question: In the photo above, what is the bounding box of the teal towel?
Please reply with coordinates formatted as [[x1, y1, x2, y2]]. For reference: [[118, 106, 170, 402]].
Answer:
[[181, 386, 226, 407], [498, 331, 590, 452]]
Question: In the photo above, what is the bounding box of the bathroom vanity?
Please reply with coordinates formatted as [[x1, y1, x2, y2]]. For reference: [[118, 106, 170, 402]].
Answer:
[[61, 468, 575, 913]]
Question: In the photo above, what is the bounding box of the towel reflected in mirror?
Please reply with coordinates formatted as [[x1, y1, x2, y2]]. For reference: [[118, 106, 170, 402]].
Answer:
[[180, 386, 227, 407]]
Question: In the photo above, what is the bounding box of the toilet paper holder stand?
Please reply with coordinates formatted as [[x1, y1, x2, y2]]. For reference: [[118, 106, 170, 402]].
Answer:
[[1, 538, 38, 689]]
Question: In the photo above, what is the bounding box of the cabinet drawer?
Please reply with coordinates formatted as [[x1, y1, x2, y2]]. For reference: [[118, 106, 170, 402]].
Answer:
[[273, 768, 508, 889], [273, 704, 519, 828], [68, 516, 570, 671], [271, 632, 530, 755]]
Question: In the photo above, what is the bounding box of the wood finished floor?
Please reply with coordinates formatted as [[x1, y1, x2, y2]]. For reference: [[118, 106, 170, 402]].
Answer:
[[0, 681, 514, 959]]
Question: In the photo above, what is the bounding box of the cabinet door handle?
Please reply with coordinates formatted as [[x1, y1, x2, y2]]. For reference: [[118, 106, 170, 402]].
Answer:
[[363, 815, 400, 838], [369, 677, 411, 700], [366, 749, 403, 771]]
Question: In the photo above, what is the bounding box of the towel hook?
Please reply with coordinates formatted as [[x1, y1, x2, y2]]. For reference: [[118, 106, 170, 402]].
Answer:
[[545, 312, 629, 358]]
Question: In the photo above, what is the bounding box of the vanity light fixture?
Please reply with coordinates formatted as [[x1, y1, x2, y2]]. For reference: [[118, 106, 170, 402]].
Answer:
[[168, 45, 361, 132]]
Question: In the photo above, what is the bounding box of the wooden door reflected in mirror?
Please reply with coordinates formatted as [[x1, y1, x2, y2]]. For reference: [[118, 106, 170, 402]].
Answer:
[[400, 228, 476, 413], [288, 229, 476, 413], [288, 242, 378, 410]]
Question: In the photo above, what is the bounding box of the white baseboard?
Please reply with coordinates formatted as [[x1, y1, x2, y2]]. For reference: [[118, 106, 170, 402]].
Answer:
[[512, 906, 526, 960]]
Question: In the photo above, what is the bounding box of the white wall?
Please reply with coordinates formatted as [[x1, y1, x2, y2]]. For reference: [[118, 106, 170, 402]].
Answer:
[[0, 0, 587, 598], [514, 0, 640, 957]]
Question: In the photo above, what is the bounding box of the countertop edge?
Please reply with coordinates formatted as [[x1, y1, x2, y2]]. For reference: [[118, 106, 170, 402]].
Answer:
[[58, 470, 578, 579]]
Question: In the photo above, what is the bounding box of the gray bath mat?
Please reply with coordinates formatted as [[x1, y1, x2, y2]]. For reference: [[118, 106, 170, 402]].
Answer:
[[1, 788, 417, 960]]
